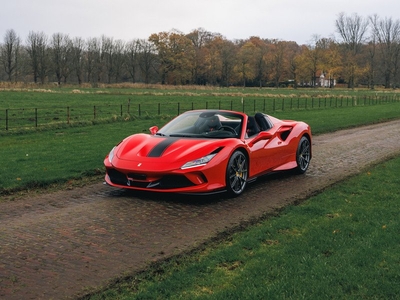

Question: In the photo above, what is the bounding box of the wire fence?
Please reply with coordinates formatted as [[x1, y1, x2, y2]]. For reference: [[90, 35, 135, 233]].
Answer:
[[1, 95, 399, 131]]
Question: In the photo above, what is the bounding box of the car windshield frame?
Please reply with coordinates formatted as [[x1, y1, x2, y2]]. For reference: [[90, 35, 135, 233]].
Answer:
[[158, 110, 244, 139]]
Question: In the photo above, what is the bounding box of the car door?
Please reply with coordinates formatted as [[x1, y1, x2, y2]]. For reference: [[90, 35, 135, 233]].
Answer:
[[246, 120, 293, 176]]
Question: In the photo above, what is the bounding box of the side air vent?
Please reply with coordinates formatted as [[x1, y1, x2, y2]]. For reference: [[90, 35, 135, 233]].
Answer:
[[277, 126, 293, 141]]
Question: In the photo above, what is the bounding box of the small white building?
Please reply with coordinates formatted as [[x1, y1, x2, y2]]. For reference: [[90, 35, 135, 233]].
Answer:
[[319, 73, 336, 87]]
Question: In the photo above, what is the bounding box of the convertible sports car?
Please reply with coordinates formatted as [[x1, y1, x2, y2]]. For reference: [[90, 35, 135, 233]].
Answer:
[[104, 110, 311, 196]]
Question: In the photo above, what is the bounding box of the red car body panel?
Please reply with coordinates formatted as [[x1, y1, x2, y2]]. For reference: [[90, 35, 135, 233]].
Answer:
[[104, 110, 311, 195]]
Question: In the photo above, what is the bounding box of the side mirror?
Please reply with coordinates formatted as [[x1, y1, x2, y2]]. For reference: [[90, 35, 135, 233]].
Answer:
[[248, 131, 273, 147], [149, 126, 158, 135]]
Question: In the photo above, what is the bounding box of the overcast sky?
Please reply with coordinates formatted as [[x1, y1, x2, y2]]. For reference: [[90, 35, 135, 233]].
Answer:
[[1, 0, 399, 45]]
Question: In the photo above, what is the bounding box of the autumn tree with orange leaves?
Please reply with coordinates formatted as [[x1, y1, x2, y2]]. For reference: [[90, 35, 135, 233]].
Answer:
[[149, 30, 195, 85]]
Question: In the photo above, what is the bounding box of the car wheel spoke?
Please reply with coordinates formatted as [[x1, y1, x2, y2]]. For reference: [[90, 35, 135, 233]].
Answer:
[[227, 152, 248, 194], [297, 138, 310, 171]]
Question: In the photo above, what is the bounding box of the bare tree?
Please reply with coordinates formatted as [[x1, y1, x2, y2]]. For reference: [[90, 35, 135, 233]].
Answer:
[[336, 12, 369, 88], [366, 35, 377, 89], [336, 12, 369, 53], [113, 39, 125, 83], [71, 37, 85, 84], [369, 15, 400, 88], [26, 31, 49, 83], [1, 29, 21, 82], [138, 39, 157, 84], [86, 37, 102, 85], [125, 39, 140, 83], [101, 35, 114, 83], [50, 33, 72, 84]]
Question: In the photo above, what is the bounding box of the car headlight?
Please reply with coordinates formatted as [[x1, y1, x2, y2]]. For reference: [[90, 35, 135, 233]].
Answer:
[[108, 147, 116, 164], [181, 154, 216, 169]]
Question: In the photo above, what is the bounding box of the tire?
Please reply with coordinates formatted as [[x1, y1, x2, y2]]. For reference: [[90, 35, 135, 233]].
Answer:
[[295, 136, 311, 174], [226, 151, 248, 196]]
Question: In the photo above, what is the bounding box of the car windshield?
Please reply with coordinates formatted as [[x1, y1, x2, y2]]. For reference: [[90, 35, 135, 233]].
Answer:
[[157, 110, 243, 138]]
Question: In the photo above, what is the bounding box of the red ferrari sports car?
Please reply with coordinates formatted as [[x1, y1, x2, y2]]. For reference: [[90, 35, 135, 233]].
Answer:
[[104, 110, 311, 196]]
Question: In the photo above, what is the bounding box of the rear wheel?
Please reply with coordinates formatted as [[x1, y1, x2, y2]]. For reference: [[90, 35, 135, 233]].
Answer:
[[226, 151, 248, 196], [295, 136, 311, 174]]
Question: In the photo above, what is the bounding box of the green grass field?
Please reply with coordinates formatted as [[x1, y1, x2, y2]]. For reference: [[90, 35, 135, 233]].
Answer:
[[1, 87, 399, 131], [86, 156, 400, 299]]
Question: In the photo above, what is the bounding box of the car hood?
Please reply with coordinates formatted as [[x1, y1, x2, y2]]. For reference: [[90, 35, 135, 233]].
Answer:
[[115, 134, 225, 163]]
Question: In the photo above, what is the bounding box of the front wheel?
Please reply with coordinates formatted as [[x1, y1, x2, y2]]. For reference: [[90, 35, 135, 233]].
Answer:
[[295, 136, 311, 174], [226, 151, 248, 197]]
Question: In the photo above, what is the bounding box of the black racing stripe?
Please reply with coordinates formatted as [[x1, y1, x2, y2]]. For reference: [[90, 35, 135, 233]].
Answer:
[[148, 138, 177, 157]]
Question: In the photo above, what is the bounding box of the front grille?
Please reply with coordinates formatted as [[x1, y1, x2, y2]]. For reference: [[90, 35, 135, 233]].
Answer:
[[107, 169, 127, 185], [108, 169, 196, 189], [127, 173, 147, 180], [157, 175, 195, 189]]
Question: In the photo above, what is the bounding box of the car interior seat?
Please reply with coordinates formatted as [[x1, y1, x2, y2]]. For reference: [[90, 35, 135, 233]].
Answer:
[[198, 115, 222, 132], [246, 116, 260, 137], [254, 112, 270, 131]]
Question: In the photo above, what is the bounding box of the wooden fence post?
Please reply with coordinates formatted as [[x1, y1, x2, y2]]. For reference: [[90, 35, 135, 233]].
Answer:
[[67, 107, 70, 124]]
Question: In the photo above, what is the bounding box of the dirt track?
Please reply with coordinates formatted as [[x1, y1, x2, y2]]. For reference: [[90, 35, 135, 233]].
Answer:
[[1, 120, 400, 300]]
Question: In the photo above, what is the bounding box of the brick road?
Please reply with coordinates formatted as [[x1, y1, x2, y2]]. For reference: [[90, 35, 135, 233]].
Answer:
[[1, 120, 400, 299]]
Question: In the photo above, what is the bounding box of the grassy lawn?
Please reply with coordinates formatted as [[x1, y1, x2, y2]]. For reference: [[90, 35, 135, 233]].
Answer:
[[86, 155, 400, 300], [1, 87, 399, 131]]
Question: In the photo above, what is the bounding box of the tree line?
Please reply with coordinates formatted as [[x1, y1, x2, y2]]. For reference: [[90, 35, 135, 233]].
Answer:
[[1, 12, 400, 89]]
